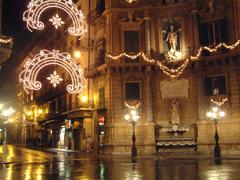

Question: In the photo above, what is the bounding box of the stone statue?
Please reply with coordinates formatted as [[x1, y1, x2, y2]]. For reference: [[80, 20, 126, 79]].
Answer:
[[170, 99, 180, 125], [128, 11, 134, 23], [207, 0, 215, 12], [166, 24, 178, 51]]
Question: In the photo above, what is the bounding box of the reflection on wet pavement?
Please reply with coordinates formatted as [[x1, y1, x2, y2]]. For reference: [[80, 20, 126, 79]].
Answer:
[[0, 145, 240, 180]]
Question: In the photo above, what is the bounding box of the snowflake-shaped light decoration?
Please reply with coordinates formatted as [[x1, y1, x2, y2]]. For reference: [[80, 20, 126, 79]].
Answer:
[[47, 71, 63, 87], [23, 0, 87, 39], [19, 49, 86, 94], [49, 14, 64, 29]]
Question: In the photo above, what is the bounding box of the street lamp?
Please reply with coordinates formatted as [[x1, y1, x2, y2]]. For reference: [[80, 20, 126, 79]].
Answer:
[[124, 109, 140, 158], [73, 50, 81, 59], [206, 107, 225, 157]]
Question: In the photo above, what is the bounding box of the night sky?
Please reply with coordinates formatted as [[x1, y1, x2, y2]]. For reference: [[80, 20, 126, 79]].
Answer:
[[0, 0, 33, 104]]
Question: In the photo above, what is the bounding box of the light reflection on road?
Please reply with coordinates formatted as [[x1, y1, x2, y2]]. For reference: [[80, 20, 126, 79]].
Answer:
[[0, 145, 239, 180]]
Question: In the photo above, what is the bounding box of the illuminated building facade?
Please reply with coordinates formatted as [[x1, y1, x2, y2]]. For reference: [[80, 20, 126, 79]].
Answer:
[[17, 0, 240, 155], [86, 0, 240, 155]]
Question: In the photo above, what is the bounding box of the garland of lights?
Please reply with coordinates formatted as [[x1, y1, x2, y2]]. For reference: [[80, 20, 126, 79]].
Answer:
[[190, 40, 240, 60], [211, 97, 228, 106], [125, 102, 141, 110], [107, 40, 240, 78], [107, 52, 189, 78], [19, 49, 86, 94], [23, 0, 87, 39], [0, 37, 12, 44]]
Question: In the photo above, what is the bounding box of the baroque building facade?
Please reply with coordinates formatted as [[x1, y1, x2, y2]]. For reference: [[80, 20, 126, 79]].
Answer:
[[17, 0, 240, 155], [86, 0, 240, 155]]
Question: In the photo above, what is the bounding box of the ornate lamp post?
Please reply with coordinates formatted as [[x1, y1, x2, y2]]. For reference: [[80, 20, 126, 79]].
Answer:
[[206, 107, 225, 157], [124, 109, 140, 158]]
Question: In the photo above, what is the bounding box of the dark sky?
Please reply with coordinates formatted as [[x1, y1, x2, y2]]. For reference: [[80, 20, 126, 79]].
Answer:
[[0, 0, 34, 104]]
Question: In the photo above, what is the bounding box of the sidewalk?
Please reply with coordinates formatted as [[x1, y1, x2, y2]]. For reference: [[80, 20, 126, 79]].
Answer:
[[24, 145, 79, 153]]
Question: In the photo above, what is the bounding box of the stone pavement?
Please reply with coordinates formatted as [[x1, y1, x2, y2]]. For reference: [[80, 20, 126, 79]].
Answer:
[[1, 144, 240, 165]]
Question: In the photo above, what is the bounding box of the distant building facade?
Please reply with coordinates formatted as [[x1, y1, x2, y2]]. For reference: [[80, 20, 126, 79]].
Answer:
[[17, 0, 240, 155]]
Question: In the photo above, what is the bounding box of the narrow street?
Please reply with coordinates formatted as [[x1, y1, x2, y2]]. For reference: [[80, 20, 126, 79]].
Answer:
[[0, 145, 239, 180]]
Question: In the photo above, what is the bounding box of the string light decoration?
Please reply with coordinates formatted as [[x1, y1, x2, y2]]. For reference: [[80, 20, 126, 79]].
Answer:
[[107, 40, 240, 78], [19, 49, 86, 94], [23, 0, 88, 39], [211, 97, 228, 106], [166, 49, 185, 62], [157, 59, 189, 78], [125, 102, 141, 110], [107, 52, 189, 78], [0, 37, 13, 44], [49, 14, 65, 29], [47, 71, 63, 87], [190, 40, 240, 60]]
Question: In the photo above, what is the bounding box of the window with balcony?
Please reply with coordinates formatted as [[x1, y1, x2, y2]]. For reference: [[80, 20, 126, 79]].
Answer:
[[199, 19, 228, 46], [205, 75, 227, 96], [124, 31, 139, 62], [125, 82, 140, 100]]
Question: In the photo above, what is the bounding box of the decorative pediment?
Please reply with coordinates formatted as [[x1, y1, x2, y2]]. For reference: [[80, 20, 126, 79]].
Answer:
[[199, 0, 225, 23], [119, 10, 143, 29]]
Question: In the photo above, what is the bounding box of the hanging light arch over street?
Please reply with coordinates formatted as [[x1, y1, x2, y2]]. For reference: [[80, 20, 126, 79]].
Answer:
[[19, 49, 86, 94], [23, 0, 88, 39]]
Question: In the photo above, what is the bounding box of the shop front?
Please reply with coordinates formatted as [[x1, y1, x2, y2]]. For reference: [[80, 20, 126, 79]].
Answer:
[[67, 110, 94, 152]]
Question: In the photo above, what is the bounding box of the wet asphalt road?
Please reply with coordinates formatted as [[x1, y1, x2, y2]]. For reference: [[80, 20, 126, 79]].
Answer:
[[0, 145, 240, 180]]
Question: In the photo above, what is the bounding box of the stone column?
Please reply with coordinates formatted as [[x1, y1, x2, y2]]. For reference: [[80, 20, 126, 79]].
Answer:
[[234, 0, 240, 39], [196, 69, 206, 121], [192, 10, 200, 48], [146, 66, 153, 122], [144, 12, 151, 54]]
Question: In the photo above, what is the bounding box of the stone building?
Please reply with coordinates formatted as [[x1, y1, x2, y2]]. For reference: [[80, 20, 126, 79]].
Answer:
[[17, 1, 94, 151], [17, 0, 240, 155], [86, 0, 240, 155]]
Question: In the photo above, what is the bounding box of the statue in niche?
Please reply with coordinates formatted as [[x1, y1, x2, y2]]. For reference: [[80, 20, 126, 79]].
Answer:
[[166, 24, 178, 51], [170, 99, 180, 125], [207, 0, 216, 12], [163, 19, 181, 52]]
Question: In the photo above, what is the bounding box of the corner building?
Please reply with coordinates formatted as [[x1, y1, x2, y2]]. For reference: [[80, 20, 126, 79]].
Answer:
[[87, 0, 240, 155]]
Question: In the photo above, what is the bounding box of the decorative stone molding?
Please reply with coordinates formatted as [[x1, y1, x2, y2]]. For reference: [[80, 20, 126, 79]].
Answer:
[[119, 10, 143, 29]]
